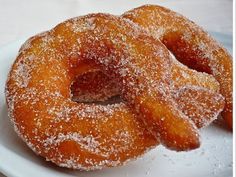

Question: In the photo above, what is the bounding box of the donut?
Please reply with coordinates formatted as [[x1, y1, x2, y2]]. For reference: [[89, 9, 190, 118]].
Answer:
[[71, 58, 225, 129], [122, 5, 233, 129], [6, 14, 202, 169]]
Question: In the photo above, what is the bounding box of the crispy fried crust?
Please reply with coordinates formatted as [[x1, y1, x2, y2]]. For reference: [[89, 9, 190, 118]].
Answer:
[[123, 5, 232, 129], [6, 14, 201, 169], [5, 5, 231, 170], [71, 57, 224, 129]]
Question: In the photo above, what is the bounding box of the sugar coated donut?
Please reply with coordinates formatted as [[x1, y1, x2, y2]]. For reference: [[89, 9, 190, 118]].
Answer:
[[6, 13, 202, 169], [123, 5, 233, 129], [5, 5, 231, 170]]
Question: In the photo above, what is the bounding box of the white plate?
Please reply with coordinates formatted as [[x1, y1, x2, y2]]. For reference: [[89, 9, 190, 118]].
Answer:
[[0, 32, 233, 177]]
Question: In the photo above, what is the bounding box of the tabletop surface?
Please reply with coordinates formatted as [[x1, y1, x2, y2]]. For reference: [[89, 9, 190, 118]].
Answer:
[[0, 0, 233, 177]]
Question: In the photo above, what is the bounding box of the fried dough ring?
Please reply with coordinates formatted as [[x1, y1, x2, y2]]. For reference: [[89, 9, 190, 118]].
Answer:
[[122, 5, 233, 129], [6, 14, 203, 169]]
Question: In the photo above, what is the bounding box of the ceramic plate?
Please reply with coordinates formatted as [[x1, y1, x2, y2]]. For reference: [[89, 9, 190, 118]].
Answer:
[[0, 32, 233, 177]]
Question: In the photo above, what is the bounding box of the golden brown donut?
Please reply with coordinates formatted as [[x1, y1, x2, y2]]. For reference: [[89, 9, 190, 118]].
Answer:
[[6, 14, 202, 169], [122, 5, 233, 129]]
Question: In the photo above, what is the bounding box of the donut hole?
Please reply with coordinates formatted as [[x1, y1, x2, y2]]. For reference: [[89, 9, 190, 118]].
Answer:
[[70, 71, 122, 105]]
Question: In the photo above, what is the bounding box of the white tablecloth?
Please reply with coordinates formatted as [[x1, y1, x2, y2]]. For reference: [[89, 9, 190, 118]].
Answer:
[[0, 0, 233, 176]]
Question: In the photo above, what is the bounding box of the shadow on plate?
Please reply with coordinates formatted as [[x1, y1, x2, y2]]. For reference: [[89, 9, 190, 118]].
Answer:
[[212, 116, 230, 132]]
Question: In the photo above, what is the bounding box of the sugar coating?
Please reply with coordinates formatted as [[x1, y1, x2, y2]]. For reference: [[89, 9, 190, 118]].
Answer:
[[60, 15, 201, 152], [5, 5, 230, 170], [123, 4, 232, 118], [70, 50, 223, 128], [170, 54, 220, 92], [173, 86, 225, 128], [6, 13, 165, 170]]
